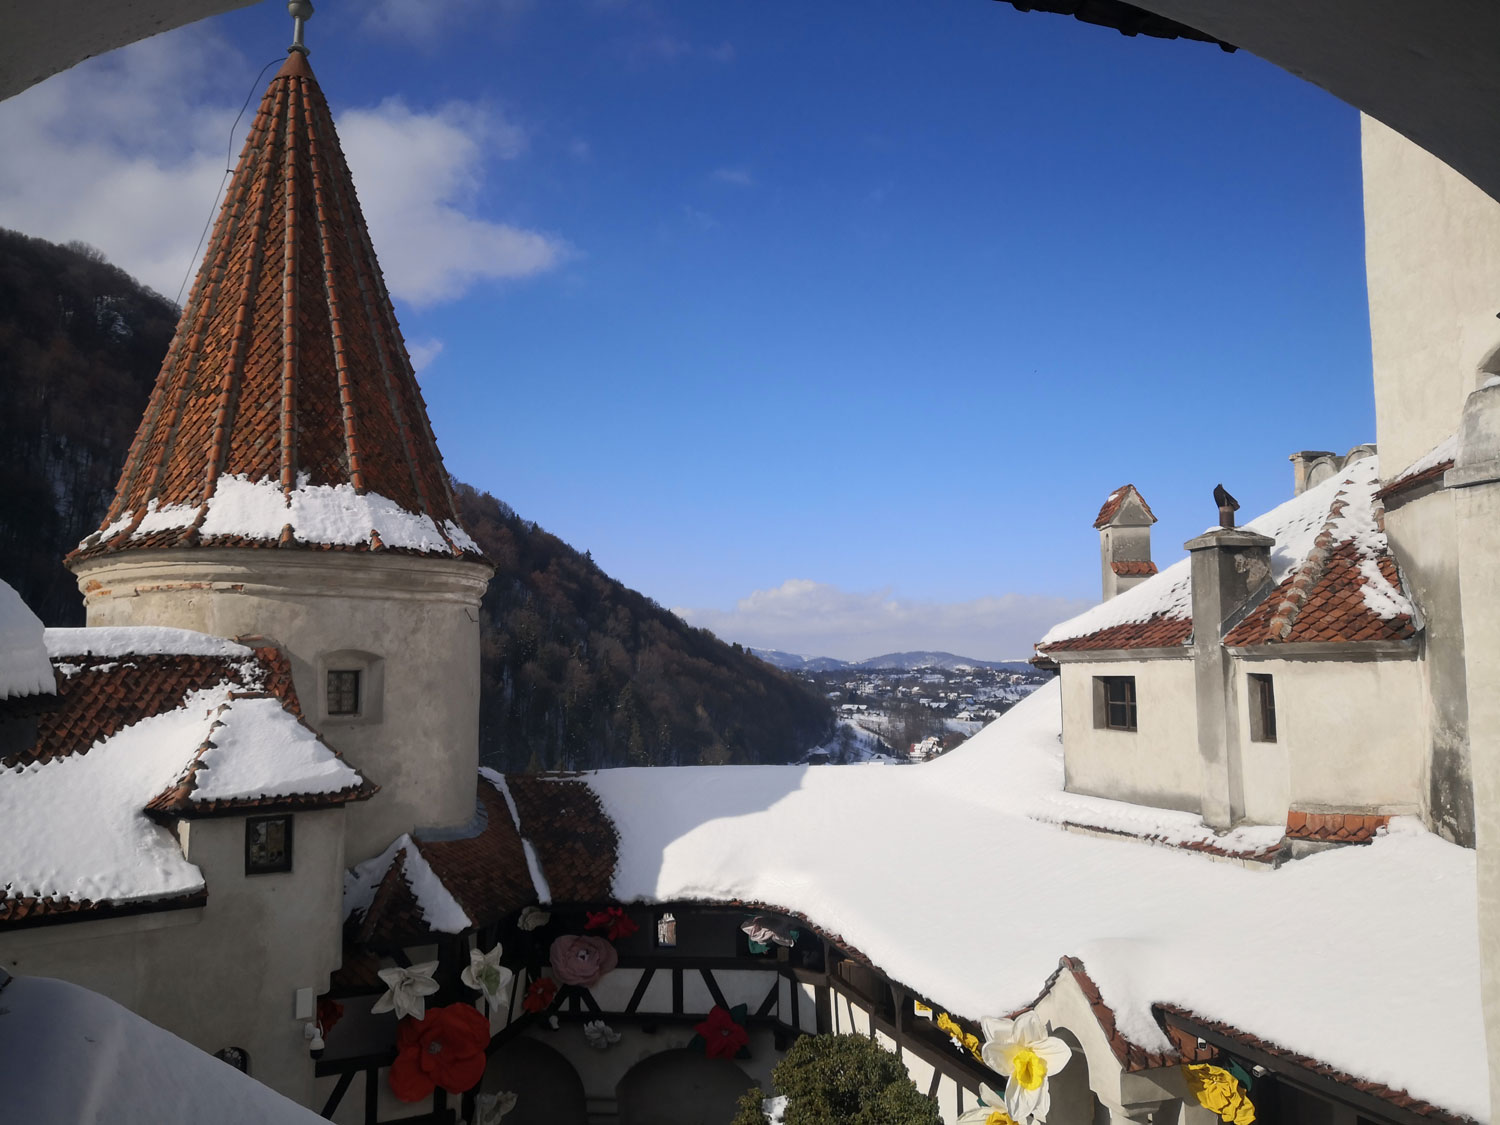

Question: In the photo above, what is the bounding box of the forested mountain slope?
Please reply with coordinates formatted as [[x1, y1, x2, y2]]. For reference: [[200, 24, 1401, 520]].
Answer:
[[0, 230, 832, 769]]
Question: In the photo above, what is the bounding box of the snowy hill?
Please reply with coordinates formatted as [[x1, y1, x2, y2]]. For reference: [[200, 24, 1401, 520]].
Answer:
[[752, 648, 1033, 674]]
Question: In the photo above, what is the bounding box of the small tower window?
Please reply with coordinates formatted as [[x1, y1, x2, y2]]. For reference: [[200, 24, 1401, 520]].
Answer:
[[1093, 676, 1137, 732], [245, 815, 293, 875], [326, 670, 361, 716], [655, 912, 677, 948], [1249, 674, 1277, 742]]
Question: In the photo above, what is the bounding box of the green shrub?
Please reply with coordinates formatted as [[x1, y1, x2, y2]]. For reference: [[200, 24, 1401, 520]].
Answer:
[[731, 1034, 942, 1125]]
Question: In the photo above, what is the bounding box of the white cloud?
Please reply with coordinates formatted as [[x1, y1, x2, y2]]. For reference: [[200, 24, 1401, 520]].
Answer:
[[338, 98, 566, 305], [407, 338, 444, 373], [0, 24, 565, 307], [674, 579, 1093, 663], [711, 167, 754, 187], [361, 0, 532, 44]]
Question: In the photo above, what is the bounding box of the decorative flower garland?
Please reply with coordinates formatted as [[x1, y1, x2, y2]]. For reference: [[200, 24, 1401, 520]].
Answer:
[[523, 976, 558, 1013], [958, 1083, 1019, 1125], [935, 1011, 984, 1062], [372, 961, 440, 1021], [549, 934, 619, 988], [974, 1011, 1073, 1125], [585, 906, 639, 941], [461, 943, 514, 1008]]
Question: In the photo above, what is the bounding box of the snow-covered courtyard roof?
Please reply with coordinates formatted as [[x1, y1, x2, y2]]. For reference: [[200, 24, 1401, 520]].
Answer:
[[578, 683, 1484, 1121], [1, 628, 370, 924]]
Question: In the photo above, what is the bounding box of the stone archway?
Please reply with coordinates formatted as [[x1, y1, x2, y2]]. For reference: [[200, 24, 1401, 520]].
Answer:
[[616, 1048, 756, 1125], [484, 1037, 588, 1125]]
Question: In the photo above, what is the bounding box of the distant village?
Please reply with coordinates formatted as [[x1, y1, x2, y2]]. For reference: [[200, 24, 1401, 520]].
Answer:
[[794, 663, 1052, 762]]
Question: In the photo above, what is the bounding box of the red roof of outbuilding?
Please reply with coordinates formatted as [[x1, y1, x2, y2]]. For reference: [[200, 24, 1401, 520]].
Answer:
[[72, 52, 477, 562]]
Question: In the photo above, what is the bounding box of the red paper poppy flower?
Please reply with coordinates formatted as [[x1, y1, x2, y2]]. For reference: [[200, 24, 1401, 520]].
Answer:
[[694, 1005, 749, 1060], [522, 976, 558, 1014], [388, 1003, 491, 1103], [585, 906, 639, 941], [316, 996, 344, 1039]]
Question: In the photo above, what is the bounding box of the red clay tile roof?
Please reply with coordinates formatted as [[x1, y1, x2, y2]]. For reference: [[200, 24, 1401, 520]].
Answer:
[[1285, 810, 1389, 843], [1224, 487, 1415, 647], [1375, 459, 1454, 502], [72, 51, 476, 564], [0, 889, 208, 929], [1093, 484, 1158, 529], [1110, 560, 1158, 576], [351, 779, 539, 948], [506, 774, 619, 903], [1039, 613, 1192, 653]]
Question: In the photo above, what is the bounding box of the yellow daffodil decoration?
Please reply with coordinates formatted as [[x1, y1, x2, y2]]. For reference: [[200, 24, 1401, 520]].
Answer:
[[958, 1082, 1019, 1124], [977, 1011, 1073, 1124], [935, 1012, 984, 1061], [1183, 1065, 1256, 1124]]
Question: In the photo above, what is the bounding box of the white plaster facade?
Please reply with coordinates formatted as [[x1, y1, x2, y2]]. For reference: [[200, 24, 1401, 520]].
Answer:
[[1058, 656, 1200, 813], [70, 549, 492, 865]]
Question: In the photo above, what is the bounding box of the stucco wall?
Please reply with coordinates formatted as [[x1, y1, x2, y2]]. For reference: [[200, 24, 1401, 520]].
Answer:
[[1236, 655, 1424, 814], [71, 549, 491, 864], [1385, 489, 1475, 843], [0, 807, 347, 1105], [1061, 659, 1200, 813], [1363, 114, 1500, 474]]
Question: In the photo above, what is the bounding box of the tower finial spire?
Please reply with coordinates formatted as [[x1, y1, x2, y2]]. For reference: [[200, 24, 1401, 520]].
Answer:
[[288, 0, 313, 55]]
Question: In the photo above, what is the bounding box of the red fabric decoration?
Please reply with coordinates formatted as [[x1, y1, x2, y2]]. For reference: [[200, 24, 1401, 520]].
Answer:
[[388, 1004, 491, 1103], [694, 1005, 749, 1060], [522, 976, 557, 1014], [316, 996, 344, 1039], [585, 906, 639, 941]]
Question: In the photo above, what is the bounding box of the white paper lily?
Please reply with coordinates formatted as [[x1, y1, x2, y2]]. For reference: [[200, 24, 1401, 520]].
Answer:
[[979, 1012, 1072, 1124], [517, 906, 551, 931], [958, 1083, 1015, 1124], [475, 1090, 518, 1123], [370, 961, 440, 1022], [583, 1019, 621, 1050], [461, 943, 515, 1007]]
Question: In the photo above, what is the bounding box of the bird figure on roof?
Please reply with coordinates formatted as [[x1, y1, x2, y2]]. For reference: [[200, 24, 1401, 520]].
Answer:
[[1214, 483, 1239, 528]]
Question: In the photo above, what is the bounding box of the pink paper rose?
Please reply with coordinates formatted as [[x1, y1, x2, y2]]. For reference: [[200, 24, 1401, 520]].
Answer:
[[549, 934, 619, 988]]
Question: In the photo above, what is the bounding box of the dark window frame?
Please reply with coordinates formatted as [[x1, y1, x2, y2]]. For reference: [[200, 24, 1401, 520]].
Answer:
[[1248, 673, 1278, 742], [245, 814, 294, 875], [1095, 675, 1137, 732], [326, 669, 361, 717]]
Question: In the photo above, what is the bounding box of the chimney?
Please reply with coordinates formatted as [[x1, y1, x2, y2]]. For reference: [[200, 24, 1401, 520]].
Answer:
[[1288, 450, 1338, 496], [1093, 485, 1157, 600], [1185, 484, 1275, 829]]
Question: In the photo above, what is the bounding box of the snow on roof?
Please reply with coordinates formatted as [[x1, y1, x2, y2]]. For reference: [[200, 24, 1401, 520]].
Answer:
[[2, 657, 366, 918], [44, 626, 252, 659], [1039, 457, 1384, 651], [0, 581, 54, 700], [583, 681, 1484, 1120], [0, 973, 325, 1124], [80, 475, 482, 557], [186, 696, 364, 803], [343, 834, 473, 934], [1, 686, 229, 906]]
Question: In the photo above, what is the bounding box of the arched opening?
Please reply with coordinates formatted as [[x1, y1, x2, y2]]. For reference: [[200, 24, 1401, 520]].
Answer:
[[616, 1048, 756, 1125], [483, 1037, 588, 1125]]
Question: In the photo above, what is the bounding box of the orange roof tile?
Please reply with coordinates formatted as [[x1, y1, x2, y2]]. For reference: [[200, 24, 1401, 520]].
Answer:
[[1038, 612, 1192, 653], [1285, 810, 1390, 843], [72, 52, 477, 563], [1225, 542, 1414, 647], [1093, 484, 1157, 529], [1110, 560, 1158, 576]]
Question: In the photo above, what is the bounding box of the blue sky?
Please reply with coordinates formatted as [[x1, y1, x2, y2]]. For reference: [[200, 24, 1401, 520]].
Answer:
[[0, 0, 1374, 659]]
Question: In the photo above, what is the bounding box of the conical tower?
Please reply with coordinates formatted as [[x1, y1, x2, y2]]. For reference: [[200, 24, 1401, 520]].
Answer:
[[69, 29, 493, 863]]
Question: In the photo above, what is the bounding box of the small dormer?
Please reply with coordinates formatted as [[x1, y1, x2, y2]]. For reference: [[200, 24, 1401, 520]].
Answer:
[[1093, 485, 1157, 600]]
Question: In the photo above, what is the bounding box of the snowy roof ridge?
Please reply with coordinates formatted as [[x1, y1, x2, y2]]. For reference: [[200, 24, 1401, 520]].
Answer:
[[70, 51, 481, 566], [146, 693, 372, 813], [1377, 431, 1460, 500], [44, 626, 253, 660], [1262, 481, 1357, 641]]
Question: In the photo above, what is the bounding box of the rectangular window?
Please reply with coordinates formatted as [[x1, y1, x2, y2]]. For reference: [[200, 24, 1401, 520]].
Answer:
[[1094, 676, 1137, 732], [245, 815, 293, 875], [326, 670, 360, 716], [655, 912, 677, 948], [1249, 673, 1277, 742]]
